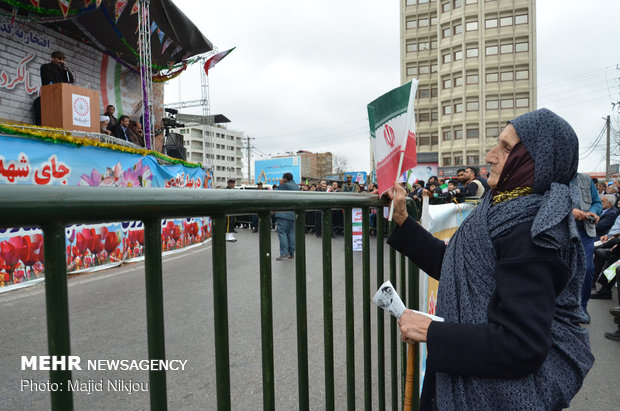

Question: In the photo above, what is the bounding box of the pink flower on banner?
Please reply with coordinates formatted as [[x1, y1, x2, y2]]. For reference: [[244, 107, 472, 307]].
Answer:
[[130, 0, 139, 15], [133, 160, 153, 187], [79, 168, 102, 186], [115, 0, 129, 23], [58, 0, 71, 18], [30, 0, 41, 7], [162, 38, 173, 54], [122, 168, 141, 187], [100, 162, 123, 186]]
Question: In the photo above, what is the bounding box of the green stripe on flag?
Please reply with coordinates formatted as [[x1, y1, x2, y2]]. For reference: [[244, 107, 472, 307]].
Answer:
[[367, 81, 413, 135]]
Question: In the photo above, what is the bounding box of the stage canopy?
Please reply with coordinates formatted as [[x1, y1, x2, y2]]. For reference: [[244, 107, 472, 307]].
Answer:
[[0, 0, 213, 71]]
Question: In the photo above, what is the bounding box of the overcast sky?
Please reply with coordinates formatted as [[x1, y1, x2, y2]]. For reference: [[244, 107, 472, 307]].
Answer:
[[165, 0, 620, 176]]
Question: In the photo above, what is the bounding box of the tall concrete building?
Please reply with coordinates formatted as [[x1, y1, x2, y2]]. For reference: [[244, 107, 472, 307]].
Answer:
[[400, 0, 536, 171], [174, 114, 244, 185]]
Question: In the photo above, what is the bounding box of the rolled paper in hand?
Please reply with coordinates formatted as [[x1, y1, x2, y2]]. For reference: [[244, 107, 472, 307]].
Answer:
[[373, 280, 406, 318]]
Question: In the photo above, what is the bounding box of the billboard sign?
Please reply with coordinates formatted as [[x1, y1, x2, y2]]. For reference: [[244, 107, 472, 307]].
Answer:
[[254, 156, 301, 185]]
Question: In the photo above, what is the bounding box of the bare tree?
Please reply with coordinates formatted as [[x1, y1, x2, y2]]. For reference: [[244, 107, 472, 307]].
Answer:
[[332, 154, 350, 175]]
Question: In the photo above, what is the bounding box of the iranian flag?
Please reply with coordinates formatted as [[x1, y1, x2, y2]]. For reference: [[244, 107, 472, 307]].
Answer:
[[367, 80, 418, 196], [204, 47, 236, 76]]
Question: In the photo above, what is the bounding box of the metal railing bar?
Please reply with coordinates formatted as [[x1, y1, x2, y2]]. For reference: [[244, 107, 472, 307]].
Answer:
[[295, 211, 309, 411], [0, 187, 384, 227], [376, 212, 386, 411], [389, 222, 398, 411], [258, 211, 275, 411], [42, 222, 74, 411], [408, 260, 420, 411], [212, 216, 231, 411], [400, 253, 407, 409], [344, 208, 355, 411], [322, 211, 335, 411], [143, 218, 168, 411], [362, 207, 372, 410]]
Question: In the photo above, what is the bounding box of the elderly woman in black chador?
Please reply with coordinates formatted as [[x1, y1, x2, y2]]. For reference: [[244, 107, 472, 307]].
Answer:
[[387, 108, 594, 410]]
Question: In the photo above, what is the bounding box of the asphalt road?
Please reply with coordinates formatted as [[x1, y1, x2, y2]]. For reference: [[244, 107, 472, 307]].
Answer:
[[0, 228, 618, 410]]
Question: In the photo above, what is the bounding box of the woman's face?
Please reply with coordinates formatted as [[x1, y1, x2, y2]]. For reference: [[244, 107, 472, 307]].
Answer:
[[485, 124, 521, 189]]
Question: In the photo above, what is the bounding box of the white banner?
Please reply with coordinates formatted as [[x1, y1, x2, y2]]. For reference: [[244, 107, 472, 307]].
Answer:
[[72, 93, 91, 127]]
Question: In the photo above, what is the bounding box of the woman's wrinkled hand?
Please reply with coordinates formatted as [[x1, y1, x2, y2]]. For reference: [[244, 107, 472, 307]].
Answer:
[[384, 182, 408, 226], [398, 309, 433, 344]]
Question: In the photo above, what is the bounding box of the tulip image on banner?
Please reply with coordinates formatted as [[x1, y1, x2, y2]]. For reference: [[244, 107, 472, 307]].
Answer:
[[367, 79, 418, 195]]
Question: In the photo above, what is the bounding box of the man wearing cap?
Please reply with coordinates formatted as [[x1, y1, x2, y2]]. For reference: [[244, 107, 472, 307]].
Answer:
[[275, 172, 299, 260], [40, 51, 74, 85], [34, 51, 75, 125]]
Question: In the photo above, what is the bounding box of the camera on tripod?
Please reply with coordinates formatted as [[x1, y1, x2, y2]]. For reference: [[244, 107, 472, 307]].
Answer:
[[162, 108, 185, 129]]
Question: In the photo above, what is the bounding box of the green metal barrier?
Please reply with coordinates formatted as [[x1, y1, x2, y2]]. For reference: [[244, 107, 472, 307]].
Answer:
[[0, 185, 420, 410]]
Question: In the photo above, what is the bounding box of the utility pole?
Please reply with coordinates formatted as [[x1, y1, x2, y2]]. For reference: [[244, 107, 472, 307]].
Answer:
[[606, 115, 611, 182], [245, 136, 254, 184]]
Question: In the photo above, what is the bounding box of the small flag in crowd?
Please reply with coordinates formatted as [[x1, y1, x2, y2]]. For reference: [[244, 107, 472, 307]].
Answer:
[[130, 0, 139, 15], [203, 47, 236, 76], [115, 0, 128, 23], [367, 80, 418, 196], [439, 182, 449, 193]]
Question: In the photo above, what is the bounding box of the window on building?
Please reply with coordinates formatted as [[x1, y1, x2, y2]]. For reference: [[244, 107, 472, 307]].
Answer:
[[486, 126, 500, 138], [431, 134, 439, 145], [454, 155, 463, 165], [486, 72, 499, 82], [500, 16, 513, 26], [431, 110, 439, 120], [466, 74, 479, 84], [466, 47, 479, 58], [466, 128, 479, 138], [443, 104, 453, 115], [467, 154, 479, 164], [443, 130, 452, 141], [443, 78, 452, 89], [407, 19, 417, 29], [419, 135, 430, 145], [453, 23, 463, 35], [442, 2, 451, 12], [407, 66, 418, 76], [500, 71, 514, 81], [431, 39, 438, 49], [454, 76, 463, 86], [418, 112, 430, 121], [443, 53, 452, 63], [466, 21, 478, 31], [515, 42, 529, 52], [406, 0, 417, 5], [431, 64, 438, 73], [419, 88, 430, 98], [465, 0, 477, 4], [407, 43, 418, 52], [455, 129, 463, 139], [501, 98, 514, 108], [515, 14, 528, 24], [516, 97, 529, 107], [500, 44, 513, 54], [485, 18, 498, 28], [431, 87, 439, 97], [466, 100, 479, 111], [454, 50, 463, 60], [419, 18, 430, 27], [485, 45, 498, 55], [419, 41, 430, 50], [486, 99, 499, 109], [442, 26, 451, 37], [453, 0, 462, 8], [419, 65, 430, 74], [454, 102, 463, 113], [515, 69, 529, 80], [420, 0, 430, 4], [431, 16, 438, 25], [443, 156, 452, 166]]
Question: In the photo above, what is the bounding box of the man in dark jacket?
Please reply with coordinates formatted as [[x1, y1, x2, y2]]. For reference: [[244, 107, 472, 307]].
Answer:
[[110, 115, 131, 141], [34, 51, 75, 125], [275, 172, 299, 260], [596, 194, 619, 239]]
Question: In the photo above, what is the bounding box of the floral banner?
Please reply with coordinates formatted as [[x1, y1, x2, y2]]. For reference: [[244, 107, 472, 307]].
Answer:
[[0, 134, 212, 292]]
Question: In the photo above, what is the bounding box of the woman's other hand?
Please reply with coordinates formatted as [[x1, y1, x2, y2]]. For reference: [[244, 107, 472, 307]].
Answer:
[[384, 182, 408, 226], [398, 309, 433, 343]]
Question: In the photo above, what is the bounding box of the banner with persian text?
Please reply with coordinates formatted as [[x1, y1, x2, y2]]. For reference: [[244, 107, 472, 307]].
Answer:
[[0, 134, 211, 292]]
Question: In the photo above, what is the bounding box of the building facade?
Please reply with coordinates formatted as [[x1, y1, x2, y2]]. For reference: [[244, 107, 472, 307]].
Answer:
[[296, 150, 333, 180], [174, 120, 244, 186], [400, 0, 536, 167]]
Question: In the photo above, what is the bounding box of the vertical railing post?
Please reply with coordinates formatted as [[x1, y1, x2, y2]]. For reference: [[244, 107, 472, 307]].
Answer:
[[295, 210, 309, 411], [344, 208, 355, 411], [376, 212, 386, 411], [362, 207, 372, 409], [212, 216, 231, 411], [259, 211, 275, 411], [322, 210, 335, 411], [408, 260, 420, 411], [42, 222, 73, 411], [389, 221, 398, 411], [143, 218, 168, 410], [400, 253, 407, 408]]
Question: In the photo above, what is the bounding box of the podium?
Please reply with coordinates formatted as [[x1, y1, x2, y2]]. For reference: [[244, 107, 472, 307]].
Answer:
[[40, 83, 100, 133]]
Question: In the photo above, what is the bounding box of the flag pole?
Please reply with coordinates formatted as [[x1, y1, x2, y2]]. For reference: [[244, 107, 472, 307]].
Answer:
[[387, 149, 407, 221]]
